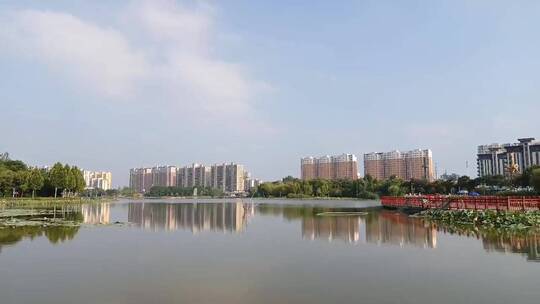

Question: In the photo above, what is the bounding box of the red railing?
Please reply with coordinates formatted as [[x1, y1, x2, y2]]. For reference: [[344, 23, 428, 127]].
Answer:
[[380, 196, 540, 211]]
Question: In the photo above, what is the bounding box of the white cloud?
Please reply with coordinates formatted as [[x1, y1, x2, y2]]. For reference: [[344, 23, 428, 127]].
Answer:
[[126, 0, 212, 50], [1, 10, 148, 99], [0, 0, 266, 121]]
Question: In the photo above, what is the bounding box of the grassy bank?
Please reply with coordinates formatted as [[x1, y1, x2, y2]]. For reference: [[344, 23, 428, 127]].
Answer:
[[0, 197, 113, 208], [0, 197, 117, 228], [419, 209, 540, 230]]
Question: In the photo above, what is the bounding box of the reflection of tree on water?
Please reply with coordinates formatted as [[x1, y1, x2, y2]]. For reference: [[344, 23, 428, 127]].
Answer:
[[482, 232, 540, 262], [373, 210, 540, 262], [0, 206, 83, 253], [257, 205, 438, 246], [127, 202, 253, 233], [435, 224, 540, 262], [0, 225, 80, 253], [257, 205, 366, 243]]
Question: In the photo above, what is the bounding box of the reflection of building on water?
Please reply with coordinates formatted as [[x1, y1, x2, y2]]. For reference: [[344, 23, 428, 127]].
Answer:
[[481, 233, 540, 262], [365, 211, 437, 249], [81, 204, 110, 224], [302, 216, 361, 243], [128, 203, 252, 232]]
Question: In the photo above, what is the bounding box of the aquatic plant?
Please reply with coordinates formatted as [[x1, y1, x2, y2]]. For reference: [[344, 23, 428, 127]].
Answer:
[[421, 209, 540, 230]]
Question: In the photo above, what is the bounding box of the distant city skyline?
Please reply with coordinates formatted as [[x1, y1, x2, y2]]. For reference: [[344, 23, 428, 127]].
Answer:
[[2, 1, 540, 186], [129, 162, 253, 193]]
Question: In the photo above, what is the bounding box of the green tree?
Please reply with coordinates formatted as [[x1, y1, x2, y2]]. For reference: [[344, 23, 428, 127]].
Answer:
[[314, 179, 330, 197], [282, 176, 298, 183], [15, 170, 29, 197], [0, 169, 14, 197], [0, 159, 27, 172], [530, 168, 540, 193], [28, 168, 45, 198], [49, 163, 66, 198], [378, 176, 405, 196], [74, 167, 86, 193], [119, 187, 135, 197], [65, 165, 76, 196], [388, 184, 403, 196], [457, 176, 471, 191], [301, 181, 313, 196], [515, 166, 540, 188], [365, 175, 381, 194]]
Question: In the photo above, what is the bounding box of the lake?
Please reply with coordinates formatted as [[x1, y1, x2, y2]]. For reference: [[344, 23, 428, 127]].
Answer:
[[1, 199, 539, 304]]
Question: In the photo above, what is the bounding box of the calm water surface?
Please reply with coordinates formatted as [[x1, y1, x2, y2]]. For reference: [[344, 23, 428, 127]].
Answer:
[[1, 199, 539, 304]]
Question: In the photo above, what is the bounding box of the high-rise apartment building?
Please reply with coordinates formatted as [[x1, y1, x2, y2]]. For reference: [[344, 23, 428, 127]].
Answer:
[[300, 154, 358, 180], [130, 162, 249, 193], [477, 138, 540, 177], [153, 166, 177, 187], [210, 164, 226, 191], [364, 149, 434, 181], [301, 157, 317, 180], [210, 163, 245, 193], [227, 163, 245, 193], [177, 164, 211, 188], [243, 172, 262, 192], [83, 170, 112, 190], [129, 166, 177, 193]]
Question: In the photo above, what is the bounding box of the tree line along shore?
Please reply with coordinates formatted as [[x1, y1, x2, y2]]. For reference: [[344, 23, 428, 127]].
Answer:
[[254, 168, 540, 199], [137, 168, 540, 200], [0, 157, 85, 199]]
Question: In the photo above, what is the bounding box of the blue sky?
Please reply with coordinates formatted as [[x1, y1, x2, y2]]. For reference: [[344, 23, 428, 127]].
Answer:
[[1, 0, 540, 186]]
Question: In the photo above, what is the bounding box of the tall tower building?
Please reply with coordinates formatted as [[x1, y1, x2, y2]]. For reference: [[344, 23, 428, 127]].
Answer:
[[83, 170, 112, 190], [129, 166, 177, 193], [300, 154, 358, 181], [300, 157, 316, 180], [226, 163, 245, 193], [364, 149, 434, 181], [210, 163, 245, 192], [177, 164, 210, 188]]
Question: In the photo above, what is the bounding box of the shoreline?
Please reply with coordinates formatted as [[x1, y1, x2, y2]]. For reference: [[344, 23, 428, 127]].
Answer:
[[140, 196, 379, 201], [0, 197, 115, 207]]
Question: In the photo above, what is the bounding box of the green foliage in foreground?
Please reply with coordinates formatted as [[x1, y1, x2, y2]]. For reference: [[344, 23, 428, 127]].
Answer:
[[421, 209, 540, 230]]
